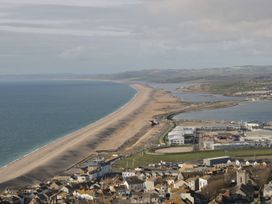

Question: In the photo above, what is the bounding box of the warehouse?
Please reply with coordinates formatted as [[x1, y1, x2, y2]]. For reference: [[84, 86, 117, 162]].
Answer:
[[203, 156, 230, 166], [167, 126, 196, 145]]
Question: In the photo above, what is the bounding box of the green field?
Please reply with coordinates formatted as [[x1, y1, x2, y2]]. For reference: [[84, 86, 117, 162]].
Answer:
[[206, 80, 271, 95], [114, 148, 272, 169]]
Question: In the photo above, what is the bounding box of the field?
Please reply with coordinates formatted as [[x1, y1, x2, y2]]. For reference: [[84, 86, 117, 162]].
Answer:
[[179, 79, 272, 97], [207, 80, 272, 95], [114, 148, 272, 169]]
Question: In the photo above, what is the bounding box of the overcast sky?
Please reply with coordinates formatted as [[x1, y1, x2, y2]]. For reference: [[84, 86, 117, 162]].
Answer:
[[0, 0, 272, 74]]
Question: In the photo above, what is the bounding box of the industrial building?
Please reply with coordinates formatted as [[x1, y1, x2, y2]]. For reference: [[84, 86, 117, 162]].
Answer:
[[212, 142, 253, 150], [167, 126, 196, 145], [203, 156, 230, 166]]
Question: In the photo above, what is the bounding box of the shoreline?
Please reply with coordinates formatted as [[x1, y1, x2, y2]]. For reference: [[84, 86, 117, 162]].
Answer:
[[1, 80, 259, 189], [0, 82, 138, 170], [0, 82, 152, 188]]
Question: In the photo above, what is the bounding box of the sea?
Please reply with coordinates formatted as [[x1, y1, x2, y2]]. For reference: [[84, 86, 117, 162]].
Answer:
[[149, 82, 272, 122], [0, 80, 136, 167]]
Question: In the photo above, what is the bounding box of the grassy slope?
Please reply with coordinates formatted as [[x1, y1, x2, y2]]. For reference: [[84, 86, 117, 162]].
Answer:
[[202, 80, 272, 95]]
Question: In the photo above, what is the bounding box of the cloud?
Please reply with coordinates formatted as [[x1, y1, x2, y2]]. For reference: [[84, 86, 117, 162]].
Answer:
[[59, 46, 93, 59], [0, 25, 132, 37], [1, 0, 142, 8], [0, 0, 272, 74]]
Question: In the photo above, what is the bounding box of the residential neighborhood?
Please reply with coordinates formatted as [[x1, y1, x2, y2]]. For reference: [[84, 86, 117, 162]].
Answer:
[[1, 154, 272, 203]]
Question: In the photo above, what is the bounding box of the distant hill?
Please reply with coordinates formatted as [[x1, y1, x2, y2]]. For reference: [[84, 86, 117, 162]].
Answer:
[[97, 65, 272, 83], [1, 65, 272, 83]]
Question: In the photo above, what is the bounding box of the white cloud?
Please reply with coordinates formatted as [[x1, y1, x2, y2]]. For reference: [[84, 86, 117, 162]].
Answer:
[[0, 19, 75, 26], [0, 25, 132, 37], [0, 0, 142, 7], [0, 0, 272, 74], [59, 46, 93, 58]]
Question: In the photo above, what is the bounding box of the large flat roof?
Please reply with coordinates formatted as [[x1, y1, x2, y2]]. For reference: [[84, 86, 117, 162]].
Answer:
[[203, 156, 230, 161]]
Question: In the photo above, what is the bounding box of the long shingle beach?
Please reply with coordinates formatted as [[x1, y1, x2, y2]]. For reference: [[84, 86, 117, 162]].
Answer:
[[0, 83, 182, 189]]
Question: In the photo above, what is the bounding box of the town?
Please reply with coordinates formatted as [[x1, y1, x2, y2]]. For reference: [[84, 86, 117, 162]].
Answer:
[[1, 120, 272, 204], [1, 0, 272, 203]]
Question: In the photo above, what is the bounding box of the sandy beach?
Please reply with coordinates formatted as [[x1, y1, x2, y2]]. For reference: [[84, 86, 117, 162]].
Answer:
[[0, 83, 182, 188]]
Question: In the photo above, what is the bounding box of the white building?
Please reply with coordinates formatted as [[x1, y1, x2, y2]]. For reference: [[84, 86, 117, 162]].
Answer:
[[88, 162, 111, 180], [196, 177, 208, 191], [168, 135, 185, 145], [122, 171, 136, 179], [203, 156, 230, 166], [76, 175, 89, 183], [167, 126, 196, 145], [264, 181, 272, 198], [203, 140, 214, 150], [212, 142, 253, 150], [124, 177, 145, 192], [181, 193, 194, 203], [185, 176, 208, 191], [243, 122, 260, 130], [144, 179, 155, 192]]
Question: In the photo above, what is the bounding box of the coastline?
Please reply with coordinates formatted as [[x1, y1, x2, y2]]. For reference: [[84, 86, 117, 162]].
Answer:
[[0, 80, 253, 189], [0, 83, 152, 188], [0, 82, 138, 169], [0, 79, 138, 171]]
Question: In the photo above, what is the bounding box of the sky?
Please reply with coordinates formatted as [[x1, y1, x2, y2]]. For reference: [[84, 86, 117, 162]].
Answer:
[[0, 0, 272, 74]]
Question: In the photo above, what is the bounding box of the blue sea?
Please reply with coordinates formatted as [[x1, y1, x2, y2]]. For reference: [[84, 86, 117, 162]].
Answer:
[[0, 80, 136, 167]]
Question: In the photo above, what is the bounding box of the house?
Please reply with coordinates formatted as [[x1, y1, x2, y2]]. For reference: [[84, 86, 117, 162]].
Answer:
[[60, 185, 72, 194], [124, 176, 145, 192], [141, 192, 160, 203], [185, 176, 208, 192], [232, 184, 255, 202], [174, 179, 188, 189], [76, 174, 89, 183], [122, 171, 136, 179], [4, 188, 18, 195], [154, 177, 168, 193], [112, 198, 129, 204], [89, 170, 98, 180], [230, 169, 259, 202], [236, 169, 256, 186], [130, 192, 160, 203], [195, 177, 208, 192], [180, 193, 194, 204], [0, 195, 22, 204], [35, 193, 49, 203], [130, 192, 144, 203], [263, 181, 272, 198], [203, 140, 214, 150], [98, 162, 111, 177], [145, 178, 155, 192], [115, 185, 129, 196], [72, 191, 94, 201], [185, 177, 196, 191], [49, 180, 63, 190]]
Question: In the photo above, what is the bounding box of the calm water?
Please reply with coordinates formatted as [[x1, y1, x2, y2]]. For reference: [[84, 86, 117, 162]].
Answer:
[[149, 82, 272, 122], [0, 80, 136, 167], [174, 101, 272, 122], [148, 82, 240, 102]]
